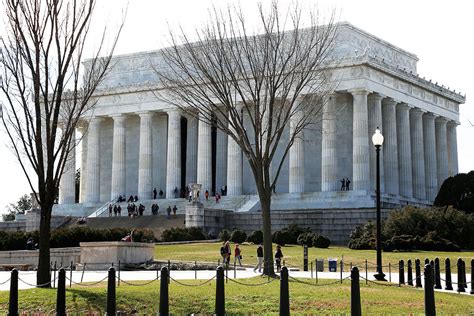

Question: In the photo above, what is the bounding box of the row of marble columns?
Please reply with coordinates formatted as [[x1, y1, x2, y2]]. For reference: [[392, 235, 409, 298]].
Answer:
[[59, 91, 458, 204]]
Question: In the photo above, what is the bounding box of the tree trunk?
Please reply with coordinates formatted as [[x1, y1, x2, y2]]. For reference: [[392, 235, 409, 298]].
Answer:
[[259, 189, 275, 276], [37, 204, 52, 288]]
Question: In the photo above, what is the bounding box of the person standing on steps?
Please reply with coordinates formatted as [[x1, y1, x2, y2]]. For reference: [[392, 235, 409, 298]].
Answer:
[[205, 190, 209, 201], [172, 205, 177, 217], [254, 244, 264, 273], [166, 205, 171, 219], [153, 187, 157, 199], [345, 178, 351, 191], [340, 178, 346, 191]]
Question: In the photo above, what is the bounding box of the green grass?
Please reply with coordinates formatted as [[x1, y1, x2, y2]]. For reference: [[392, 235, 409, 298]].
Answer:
[[0, 277, 473, 314], [155, 242, 474, 272]]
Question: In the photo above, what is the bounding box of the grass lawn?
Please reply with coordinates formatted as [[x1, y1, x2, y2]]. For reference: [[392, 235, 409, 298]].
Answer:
[[155, 242, 474, 272], [0, 277, 472, 314]]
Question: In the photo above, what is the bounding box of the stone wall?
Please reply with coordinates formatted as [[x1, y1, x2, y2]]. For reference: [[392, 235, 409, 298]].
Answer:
[[0, 221, 26, 232], [0, 247, 80, 268], [187, 206, 392, 245]]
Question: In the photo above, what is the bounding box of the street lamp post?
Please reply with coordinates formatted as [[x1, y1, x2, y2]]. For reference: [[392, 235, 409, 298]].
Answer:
[[372, 127, 386, 281]]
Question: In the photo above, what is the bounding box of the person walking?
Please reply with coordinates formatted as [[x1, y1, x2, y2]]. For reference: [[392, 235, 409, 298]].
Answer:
[[254, 244, 264, 273], [234, 244, 242, 266], [223, 241, 231, 268], [166, 206, 171, 219], [275, 245, 283, 273], [205, 190, 209, 201], [153, 187, 157, 199], [108, 204, 113, 217], [172, 205, 177, 217]]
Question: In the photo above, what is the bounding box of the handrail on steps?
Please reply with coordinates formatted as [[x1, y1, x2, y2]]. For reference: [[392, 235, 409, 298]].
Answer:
[[88, 200, 113, 218]]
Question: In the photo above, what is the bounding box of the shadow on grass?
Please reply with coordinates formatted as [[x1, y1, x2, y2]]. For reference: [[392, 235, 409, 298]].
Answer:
[[68, 288, 106, 314]]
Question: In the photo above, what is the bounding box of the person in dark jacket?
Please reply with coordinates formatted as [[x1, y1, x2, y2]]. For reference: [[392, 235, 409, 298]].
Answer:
[[254, 244, 264, 273], [275, 245, 283, 273]]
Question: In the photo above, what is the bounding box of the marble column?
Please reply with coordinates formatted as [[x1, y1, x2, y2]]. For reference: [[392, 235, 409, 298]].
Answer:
[[382, 98, 399, 195], [84, 117, 102, 203], [186, 115, 198, 185], [321, 94, 337, 191], [350, 89, 370, 191], [435, 117, 449, 189], [447, 122, 459, 176], [423, 113, 438, 202], [110, 114, 126, 201], [137, 112, 153, 200], [409, 109, 426, 200], [197, 113, 212, 194], [227, 104, 243, 196], [368, 93, 384, 193], [289, 109, 305, 193], [166, 109, 181, 198], [79, 124, 88, 203], [59, 130, 76, 204], [396, 103, 413, 198]]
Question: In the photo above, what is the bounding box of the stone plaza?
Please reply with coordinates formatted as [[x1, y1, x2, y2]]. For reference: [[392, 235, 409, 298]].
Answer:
[[53, 22, 465, 217]]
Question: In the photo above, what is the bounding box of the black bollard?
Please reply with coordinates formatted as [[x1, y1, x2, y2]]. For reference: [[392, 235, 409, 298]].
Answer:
[[399, 260, 405, 285], [424, 264, 436, 316], [279, 267, 290, 316], [407, 260, 413, 286], [106, 267, 116, 316], [415, 259, 422, 288], [470, 259, 474, 295], [303, 245, 308, 272], [8, 269, 18, 316], [430, 260, 435, 288], [350, 267, 362, 316], [215, 266, 225, 316], [56, 269, 66, 316], [457, 258, 465, 293], [461, 260, 467, 290], [434, 258, 441, 289], [444, 258, 453, 291], [159, 267, 169, 316]]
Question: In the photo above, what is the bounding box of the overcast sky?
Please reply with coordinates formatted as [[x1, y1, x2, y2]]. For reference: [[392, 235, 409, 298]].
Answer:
[[0, 0, 472, 213]]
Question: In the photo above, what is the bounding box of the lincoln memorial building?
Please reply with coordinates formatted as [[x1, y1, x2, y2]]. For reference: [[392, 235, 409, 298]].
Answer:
[[54, 22, 465, 217]]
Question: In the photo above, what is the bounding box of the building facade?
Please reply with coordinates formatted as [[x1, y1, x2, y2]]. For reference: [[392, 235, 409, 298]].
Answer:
[[56, 22, 465, 215]]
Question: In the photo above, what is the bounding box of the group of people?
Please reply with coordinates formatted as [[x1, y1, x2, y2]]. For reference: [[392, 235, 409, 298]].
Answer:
[[219, 242, 284, 273], [108, 201, 178, 218], [340, 178, 351, 191], [166, 205, 178, 219]]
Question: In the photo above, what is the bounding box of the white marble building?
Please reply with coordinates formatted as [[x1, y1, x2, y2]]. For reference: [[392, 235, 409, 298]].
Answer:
[[56, 22, 465, 215]]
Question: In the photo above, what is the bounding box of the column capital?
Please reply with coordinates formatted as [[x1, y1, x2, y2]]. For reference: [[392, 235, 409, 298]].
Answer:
[[382, 97, 398, 107], [410, 108, 426, 115], [136, 111, 154, 118], [110, 113, 127, 119], [89, 116, 104, 124], [447, 120, 460, 127], [435, 116, 448, 124], [423, 112, 438, 120], [397, 102, 412, 111], [367, 92, 385, 102], [348, 88, 371, 96]]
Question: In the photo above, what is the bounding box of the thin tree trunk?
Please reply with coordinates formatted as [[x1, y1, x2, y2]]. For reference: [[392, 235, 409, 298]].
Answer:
[[37, 204, 52, 288], [259, 188, 275, 276]]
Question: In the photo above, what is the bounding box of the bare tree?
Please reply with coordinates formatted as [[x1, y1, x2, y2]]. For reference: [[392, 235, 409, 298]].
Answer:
[[0, 0, 123, 287], [156, 2, 337, 275]]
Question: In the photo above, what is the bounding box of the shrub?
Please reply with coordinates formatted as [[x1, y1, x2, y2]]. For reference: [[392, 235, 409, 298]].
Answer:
[[286, 224, 310, 244], [230, 229, 247, 244], [219, 229, 231, 242], [348, 221, 376, 250], [161, 227, 206, 242], [313, 235, 330, 248], [272, 230, 291, 246], [434, 171, 474, 214], [246, 230, 263, 244], [297, 232, 317, 246]]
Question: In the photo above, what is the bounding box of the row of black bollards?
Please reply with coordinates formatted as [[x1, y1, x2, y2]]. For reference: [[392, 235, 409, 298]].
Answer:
[[398, 258, 473, 294]]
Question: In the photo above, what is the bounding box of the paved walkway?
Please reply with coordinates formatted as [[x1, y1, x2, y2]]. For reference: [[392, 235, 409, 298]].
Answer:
[[0, 268, 471, 296]]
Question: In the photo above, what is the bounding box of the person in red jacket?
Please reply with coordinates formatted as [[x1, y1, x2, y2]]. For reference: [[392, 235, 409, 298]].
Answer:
[[234, 244, 242, 266]]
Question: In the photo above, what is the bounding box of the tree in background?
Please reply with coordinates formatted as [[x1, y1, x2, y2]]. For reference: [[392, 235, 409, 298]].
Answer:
[[157, 2, 337, 275], [2, 194, 32, 221], [434, 171, 474, 214], [0, 0, 123, 287]]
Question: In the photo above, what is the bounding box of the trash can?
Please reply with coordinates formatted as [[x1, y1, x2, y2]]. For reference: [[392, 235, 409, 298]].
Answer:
[[328, 258, 337, 272], [316, 258, 324, 272]]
